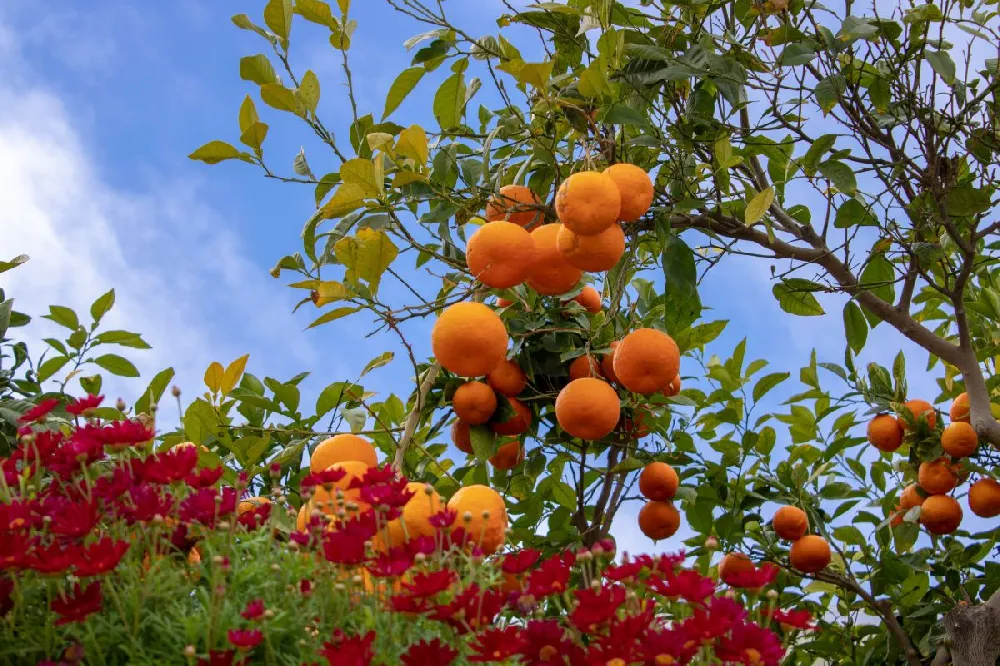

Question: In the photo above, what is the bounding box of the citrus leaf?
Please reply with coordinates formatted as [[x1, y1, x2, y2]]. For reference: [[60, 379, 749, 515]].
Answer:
[[360, 351, 394, 377], [239, 54, 278, 85], [383, 67, 425, 120], [745, 186, 775, 225], [772, 279, 825, 316], [189, 141, 251, 165], [222, 354, 250, 395], [94, 354, 139, 378], [433, 72, 466, 130], [204, 362, 225, 392]]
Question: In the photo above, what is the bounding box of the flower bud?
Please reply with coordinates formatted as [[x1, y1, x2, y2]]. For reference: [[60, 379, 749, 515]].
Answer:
[[481, 510, 491, 520], [269, 462, 281, 477], [183, 646, 196, 658], [463, 511, 473, 523], [264, 609, 275, 618], [705, 536, 719, 550], [115, 397, 127, 411], [171, 385, 182, 398], [766, 589, 779, 599]]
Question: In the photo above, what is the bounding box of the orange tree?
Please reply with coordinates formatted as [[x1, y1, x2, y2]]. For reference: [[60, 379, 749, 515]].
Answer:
[[180, 0, 1000, 664]]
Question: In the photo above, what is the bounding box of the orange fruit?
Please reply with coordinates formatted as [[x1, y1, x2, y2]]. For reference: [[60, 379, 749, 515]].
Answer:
[[453, 381, 497, 425], [466, 221, 536, 289], [968, 478, 1000, 518], [613, 328, 680, 394], [866, 414, 903, 453], [310, 434, 379, 473], [718, 553, 754, 585], [555, 171, 621, 236], [237, 496, 272, 516], [385, 482, 444, 546], [311, 461, 371, 519], [920, 494, 962, 534], [568, 354, 603, 381], [772, 506, 809, 541], [662, 376, 682, 397], [949, 392, 970, 423], [526, 224, 583, 296], [489, 440, 524, 470], [918, 457, 958, 495], [899, 484, 925, 512], [638, 462, 679, 501], [295, 504, 310, 532], [555, 223, 625, 272], [941, 421, 978, 458], [638, 500, 681, 540], [555, 377, 621, 440], [601, 342, 620, 384], [572, 286, 603, 313], [897, 399, 937, 431], [487, 359, 527, 397], [451, 421, 474, 455], [485, 184, 542, 227], [618, 409, 650, 439], [447, 485, 508, 555], [604, 163, 654, 222], [491, 397, 532, 436], [789, 535, 831, 573], [432, 302, 509, 377]]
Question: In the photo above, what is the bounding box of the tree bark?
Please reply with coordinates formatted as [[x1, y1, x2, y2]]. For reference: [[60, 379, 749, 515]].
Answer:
[[938, 591, 1000, 666], [392, 363, 440, 472]]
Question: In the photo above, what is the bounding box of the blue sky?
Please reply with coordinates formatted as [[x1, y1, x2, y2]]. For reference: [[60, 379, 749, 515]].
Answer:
[[0, 0, 948, 554]]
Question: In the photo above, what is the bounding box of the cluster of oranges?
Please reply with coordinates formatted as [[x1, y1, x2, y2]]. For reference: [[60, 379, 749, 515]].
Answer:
[[771, 506, 830, 573], [297, 433, 509, 555], [431, 165, 692, 542], [867, 394, 1000, 535]]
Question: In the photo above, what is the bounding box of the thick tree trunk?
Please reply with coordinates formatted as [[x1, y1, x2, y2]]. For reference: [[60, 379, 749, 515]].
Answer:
[[933, 591, 1000, 666]]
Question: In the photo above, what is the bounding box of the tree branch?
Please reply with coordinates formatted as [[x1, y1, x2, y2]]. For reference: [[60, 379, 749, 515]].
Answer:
[[392, 363, 441, 472]]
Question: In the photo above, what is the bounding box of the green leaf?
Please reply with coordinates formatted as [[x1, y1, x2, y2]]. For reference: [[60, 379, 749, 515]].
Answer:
[[0, 254, 29, 275], [778, 42, 817, 67], [382, 67, 425, 120], [204, 362, 224, 393], [295, 0, 333, 26], [469, 424, 497, 463], [45, 305, 79, 330], [231, 14, 270, 39], [859, 253, 895, 305], [834, 198, 877, 228], [551, 481, 576, 510], [772, 279, 825, 316], [184, 399, 219, 446], [90, 289, 115, 324], [611, 457, 646, 474], [239, 97, 260, 132], [925, 50, 956, 84], [661, 234, 702, 332], [315, 381, 360, 417], [603, 104, 647, 126], [814, 74, 845, 114], [264, 0, 293, 43], [843, 301, 868, 353], [745, 187, 774, 225], [433, 73, 466, 130], [753, 372, 790, 402], [334, 228, 399, 293], [298, 70, 321, 113], [37, 356, 70, 383], [832, 525, 866, 547], [818, 159, 857, 194], [239, 54, 278, 85], [135, 367, 175, 416], [307, 306, 360, 329], [360, 351, 394, 377], [396, 124, 428, 165], [222, 354, 250, 395], [260, 83, 300, 113], [94, 354, 139, 378], [801, 134, 835, 177], [240, 122, 269, 151], [189, 141, 250, 165], [944, 186, 992, 217], [93, 330, 150, 348]]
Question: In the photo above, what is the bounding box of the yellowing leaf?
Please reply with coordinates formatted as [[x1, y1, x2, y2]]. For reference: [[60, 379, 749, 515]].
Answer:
[[745, 186, 775, 225], [260, 83, 300, 114], [264, 0, 293, 43], [334, 228, 398, 293], [204, 361, 225, 393], [396, 125, 428, 165], [392, 171, 428, 187], [240, 54, 278, 85], [189, 141, 251, 165], [311, 281, 350, 306], [516, 61, 554, 89], [382, 67, 425, 120], [239, 96, 260, 133], [307, 306, 360, 329], [298, 70, 321, 113], [319, 183, 367, 218], [339, 159, 380, 196], [221, 354, 250, 395]]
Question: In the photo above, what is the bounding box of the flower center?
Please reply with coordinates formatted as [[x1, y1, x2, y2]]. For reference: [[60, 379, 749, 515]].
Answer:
[[607, 659, 626, 666], [539, 645, 558, 661], [655, 656, 676, 665], [745, 648, 762, 665]]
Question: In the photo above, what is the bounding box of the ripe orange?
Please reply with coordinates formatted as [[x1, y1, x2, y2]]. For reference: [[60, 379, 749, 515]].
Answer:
[[918, 457, 958, 495], [897, 399, 937, 431], [491, 397, 532, 436], [949, 392, 970, 423], [485, 184, 542, 227], [487, 359, 527, 397], [489, 440, 524, 470], [638, 500, 681, 540], [555, 171, 621, 236], [555, 223, 625, 272], [453, 381, 497, 425], [447, 485, 508, 555], [718, 553, 754, 585], [604, 164, 654, 222], [968, 478, 1000, 518], [451, 421, 473, 455], [899, 484, 925, 512], [638, 462, 679, 501], [866, 415, 903, 453], [385, 482, 444, 547], [311, 460, 370, 517], [789, 535, 831, 573], [613, 328, 680, 394], [662, 376, 682, 398], [526, 224, 583, 296], [555, 377, 621, 440], [773, 506, 809, 541], [601, 341, 620, 384], [431, 302, 509, 377], [941, 421, 978, 458], [295, 504, 309, 531], [465, 221, 536, 289], [568, 354, 603, 381], [237, 496, 272, 515], [310, 434, 379, 473], [572, 286, 603, 313], [920, 494, 962, 534]]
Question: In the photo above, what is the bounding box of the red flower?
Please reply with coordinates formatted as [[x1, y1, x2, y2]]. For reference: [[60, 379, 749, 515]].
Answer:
[[319, 630, 375, 666], [26, 541, 77, 575], [715, 621, 785, 665], [642, 627, 698, 666], [0, 531, 32, 570], [301, 467, 347, 490], [92, 420, 154, 449], [401, 638, 458, 666], [569, 584, 626, 632], [518, 619, 581, 666], [368, 547, 413, 578], [428, 508, 457, 529], [139, 446, 199, 484], [358, 476, 415, 509], [18, 398, 61, 423], [502, 548, 541, 574], [603, 560, 644, 582], [321, 515, 376, 565], [180, 486, 237, 525], [351, 464, 396, 487], [649, 569, 716, 604], [197, 650, 247, 666], [41, 497, 99, 538], [765, 608, 816, 630], [682, 595, 747, 643], [66, 395, 103, 416], [299, 579, 313, 596], [406, 535, 437, 556], [468, 627, 526, 663], [186, 466, 224, 488], [401, 570, 455, 598], [74, 538, 130, 577], [0, 576, 13, 616], [432, 584, 507, 632], [50, 581, 102, 625], [116, 485, 174, 523], [237, 503, 272, 530], [527, 552, 574, 597], [227, 629, 263, 650], [240, 599, 265, 620], [91, 464, 135, 502], [726, 562, 778, 590]]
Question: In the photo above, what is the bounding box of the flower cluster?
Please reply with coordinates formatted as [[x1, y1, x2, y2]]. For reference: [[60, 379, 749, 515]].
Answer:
[[1, 395, 812, 665]]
